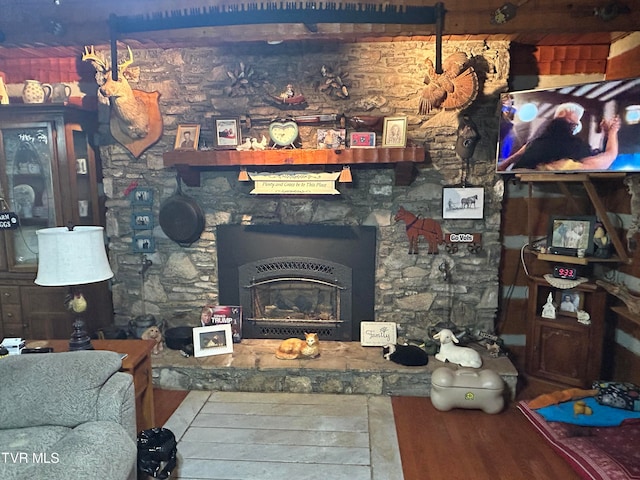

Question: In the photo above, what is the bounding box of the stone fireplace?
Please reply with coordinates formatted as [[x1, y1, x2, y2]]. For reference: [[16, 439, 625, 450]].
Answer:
[[217, 225, 376, 341]]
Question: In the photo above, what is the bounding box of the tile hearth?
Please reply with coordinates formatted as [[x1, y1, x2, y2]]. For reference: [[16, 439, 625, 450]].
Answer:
[[163, 391, 401, 480], [151, 340, 518, 398]]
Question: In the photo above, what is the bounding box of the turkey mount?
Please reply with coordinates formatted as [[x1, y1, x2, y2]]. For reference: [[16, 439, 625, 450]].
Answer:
[[418, 51, 479, 115]]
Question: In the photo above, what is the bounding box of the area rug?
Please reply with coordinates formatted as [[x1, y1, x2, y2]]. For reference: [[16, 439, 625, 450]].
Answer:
[[518, 400, 640, 480]]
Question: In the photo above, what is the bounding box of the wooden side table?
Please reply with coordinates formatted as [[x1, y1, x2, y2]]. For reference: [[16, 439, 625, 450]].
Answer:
[[34, 338, 156, 433]]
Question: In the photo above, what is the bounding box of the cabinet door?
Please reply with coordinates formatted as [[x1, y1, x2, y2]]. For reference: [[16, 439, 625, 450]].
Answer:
[[0, 124, 61, 271], [531, 317, 591, 387]]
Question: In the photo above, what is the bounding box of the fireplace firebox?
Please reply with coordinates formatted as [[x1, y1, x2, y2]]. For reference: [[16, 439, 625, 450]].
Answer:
[[217, 225, 376, 341]]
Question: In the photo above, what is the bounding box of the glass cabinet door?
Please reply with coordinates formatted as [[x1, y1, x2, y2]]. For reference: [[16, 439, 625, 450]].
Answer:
[[1, 124, 58, 269]]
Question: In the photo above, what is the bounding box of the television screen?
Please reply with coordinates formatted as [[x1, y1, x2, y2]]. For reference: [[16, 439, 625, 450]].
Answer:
[[496, 77, 640, 174]]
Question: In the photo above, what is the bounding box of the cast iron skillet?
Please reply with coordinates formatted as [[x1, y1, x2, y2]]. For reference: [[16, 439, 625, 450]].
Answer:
[[159, 177, 205, 246]]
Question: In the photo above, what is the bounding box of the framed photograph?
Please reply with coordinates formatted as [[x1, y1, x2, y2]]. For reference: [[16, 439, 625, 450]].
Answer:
[[132, 235, 155, 254], [131, 211, 153, 230], [350, 132, 376, 148], [193, 324, 234, 357], [442, 187, 485, 219], [382, 116, 407, 147], [213, 117, 241, 149], [547, 216, 597, 257], [555, 289, 584, 318], [360, 321, 397, 347], [130, 188, 153, 207], [317, 128, 346, 149], [76, 158, 88, 175], [174, 124, 200, 150]]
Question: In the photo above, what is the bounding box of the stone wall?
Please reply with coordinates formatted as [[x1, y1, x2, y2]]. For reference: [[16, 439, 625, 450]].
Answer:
[[100, 40, 510, 342]]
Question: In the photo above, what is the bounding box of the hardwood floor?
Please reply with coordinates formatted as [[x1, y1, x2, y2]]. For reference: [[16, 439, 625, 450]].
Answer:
[[153, 364, 578, 480]]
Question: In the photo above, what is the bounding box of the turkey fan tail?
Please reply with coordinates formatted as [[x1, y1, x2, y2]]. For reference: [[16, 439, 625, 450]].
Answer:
[[418, 97, 432, 115], [440, 67, 479, 110]]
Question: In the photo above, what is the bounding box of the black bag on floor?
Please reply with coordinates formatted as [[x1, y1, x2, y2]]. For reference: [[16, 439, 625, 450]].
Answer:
[[137, 427, 177, 479]]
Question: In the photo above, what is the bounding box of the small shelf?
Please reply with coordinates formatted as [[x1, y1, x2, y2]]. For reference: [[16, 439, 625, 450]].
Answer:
[[535, 252, 624, 265], [517, 173, 631, 265], [610, 305, 640, 328], [163, 146, 426, 186]]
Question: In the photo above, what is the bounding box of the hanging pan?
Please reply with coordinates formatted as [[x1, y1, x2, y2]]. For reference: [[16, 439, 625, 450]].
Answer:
[[159, 176, 205, 247]]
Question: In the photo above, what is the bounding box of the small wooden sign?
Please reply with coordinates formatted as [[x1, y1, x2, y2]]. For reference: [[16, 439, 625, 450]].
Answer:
[[249, 171, 340, 195], [360, 321, 397, 346]]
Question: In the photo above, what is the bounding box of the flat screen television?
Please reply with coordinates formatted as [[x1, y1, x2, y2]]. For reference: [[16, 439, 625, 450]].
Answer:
[[496, 77, 640, 174]]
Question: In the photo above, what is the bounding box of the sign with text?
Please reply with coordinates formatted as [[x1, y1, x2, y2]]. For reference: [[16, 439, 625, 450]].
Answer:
[[249, 171, 340, 195], [360, 321, 397, 347], [0, 212, 19, 230]]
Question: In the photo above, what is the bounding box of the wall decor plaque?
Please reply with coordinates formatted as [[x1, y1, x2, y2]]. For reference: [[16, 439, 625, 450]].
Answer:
[[249, 171, 341, 195]]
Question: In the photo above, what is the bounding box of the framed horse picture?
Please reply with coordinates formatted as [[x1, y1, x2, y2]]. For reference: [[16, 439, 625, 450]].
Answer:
[[442, 187, 484, 220]]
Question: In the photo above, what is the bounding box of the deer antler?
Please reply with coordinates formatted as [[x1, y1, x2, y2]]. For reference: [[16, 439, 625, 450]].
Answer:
[[82, 45, 108, 73], [118, 45, 135, 74]]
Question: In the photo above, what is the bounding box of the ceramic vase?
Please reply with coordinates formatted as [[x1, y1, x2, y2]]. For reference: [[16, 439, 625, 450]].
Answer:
[[22, 80, 52, 104]]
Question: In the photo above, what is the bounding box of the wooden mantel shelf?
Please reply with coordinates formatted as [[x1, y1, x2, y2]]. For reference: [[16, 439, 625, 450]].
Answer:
[[163, 146, 426, 186]]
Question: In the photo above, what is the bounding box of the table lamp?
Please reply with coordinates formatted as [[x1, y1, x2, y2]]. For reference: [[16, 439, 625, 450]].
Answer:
[[34, 225, 114, 351]]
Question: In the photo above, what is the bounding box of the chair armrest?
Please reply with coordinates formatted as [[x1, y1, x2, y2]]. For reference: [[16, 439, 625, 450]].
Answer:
[[97, 372, 137, 442]]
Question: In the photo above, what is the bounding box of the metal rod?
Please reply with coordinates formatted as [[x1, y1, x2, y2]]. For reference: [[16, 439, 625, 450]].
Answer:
[[244, 277, 346, 289]]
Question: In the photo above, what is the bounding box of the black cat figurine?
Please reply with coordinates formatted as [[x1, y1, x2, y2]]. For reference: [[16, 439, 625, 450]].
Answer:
[[382, 343, 429, 366]]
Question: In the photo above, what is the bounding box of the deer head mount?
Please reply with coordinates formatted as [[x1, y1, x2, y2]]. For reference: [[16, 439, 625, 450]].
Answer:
[[82, 45, 162, 158]]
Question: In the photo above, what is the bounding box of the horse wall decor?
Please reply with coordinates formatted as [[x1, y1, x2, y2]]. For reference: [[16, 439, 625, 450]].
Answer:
[[394, 206, 444, 254]]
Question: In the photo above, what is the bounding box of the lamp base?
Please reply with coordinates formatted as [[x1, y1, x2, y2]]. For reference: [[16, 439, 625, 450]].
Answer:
[[69, 318, 94, 351]]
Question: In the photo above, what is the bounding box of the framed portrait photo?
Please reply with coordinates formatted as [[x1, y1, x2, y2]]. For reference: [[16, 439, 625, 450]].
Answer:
[[132, 235, 155, 254], [547, 216, 597, 257], [193, 324, 234, 357], [442, 187, 485, 220], [317, 128, 346, 149], [130, 188, 153, 207], [174, 124, 200, 150], [131, 211, 153, 230], [555, 289, 584, 318], [382, 116, 407, 147], [213, 117, 241, 149], [349, 132, 376, 148]]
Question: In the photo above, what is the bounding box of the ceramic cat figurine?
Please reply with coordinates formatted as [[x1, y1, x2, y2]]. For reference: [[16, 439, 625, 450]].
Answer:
[[275, 333, 320, 360], [383, 343, 428, 366]]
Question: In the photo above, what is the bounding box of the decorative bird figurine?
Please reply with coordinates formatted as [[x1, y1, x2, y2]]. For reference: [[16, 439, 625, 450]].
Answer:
[[418, 51, 479, 115], [251, 135, 268, 151], [236, 138, 252, 151], [65, 291, 87, 313]]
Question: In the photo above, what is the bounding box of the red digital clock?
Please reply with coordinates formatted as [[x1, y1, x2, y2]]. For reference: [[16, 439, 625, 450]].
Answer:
[[553, 265, 578, 280]]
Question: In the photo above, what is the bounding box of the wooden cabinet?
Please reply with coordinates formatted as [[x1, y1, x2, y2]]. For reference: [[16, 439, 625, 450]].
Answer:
[[0, 104, 112, 340], [525, 276, 609, 387]]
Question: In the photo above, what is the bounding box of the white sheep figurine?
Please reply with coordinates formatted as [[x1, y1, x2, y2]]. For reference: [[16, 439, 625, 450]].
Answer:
[[433, 328, 482, 368]]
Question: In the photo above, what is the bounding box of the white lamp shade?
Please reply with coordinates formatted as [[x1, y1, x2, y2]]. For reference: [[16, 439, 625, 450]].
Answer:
[[34, 226, 114, 286]]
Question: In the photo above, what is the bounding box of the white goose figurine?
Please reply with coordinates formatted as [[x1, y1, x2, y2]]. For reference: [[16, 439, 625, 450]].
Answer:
[[236, 138, 252, 151]]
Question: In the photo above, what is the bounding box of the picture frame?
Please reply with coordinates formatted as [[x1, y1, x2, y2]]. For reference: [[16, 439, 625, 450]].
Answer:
[[349, 132, 376, 148], [131, 211, 153, 230], [360, 321, 397, 347], [442, 187, 485, 219], [212, 117, 241, 149], [317, 128, 346, 149], [132, 235, 155, 254], [382, 116, 407, 147], [130, 188, 153, 207], [547, 215, 597, 257], [193, 324, 234, 357], [174, 124, 200, 150], [555, 289, 584, 318], [76, 157, 88, 175]]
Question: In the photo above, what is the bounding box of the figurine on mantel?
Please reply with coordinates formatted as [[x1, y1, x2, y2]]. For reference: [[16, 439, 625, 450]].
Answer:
[[275, 332, 320, 360], [541, 292, 556, 319]]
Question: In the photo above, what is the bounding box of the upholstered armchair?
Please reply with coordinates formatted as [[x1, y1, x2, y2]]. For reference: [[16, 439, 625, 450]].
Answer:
[[0, 350, 137, 480]]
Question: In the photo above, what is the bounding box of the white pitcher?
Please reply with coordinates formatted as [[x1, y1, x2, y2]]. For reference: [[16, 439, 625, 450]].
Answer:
[[22, 80, 52, 104]]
